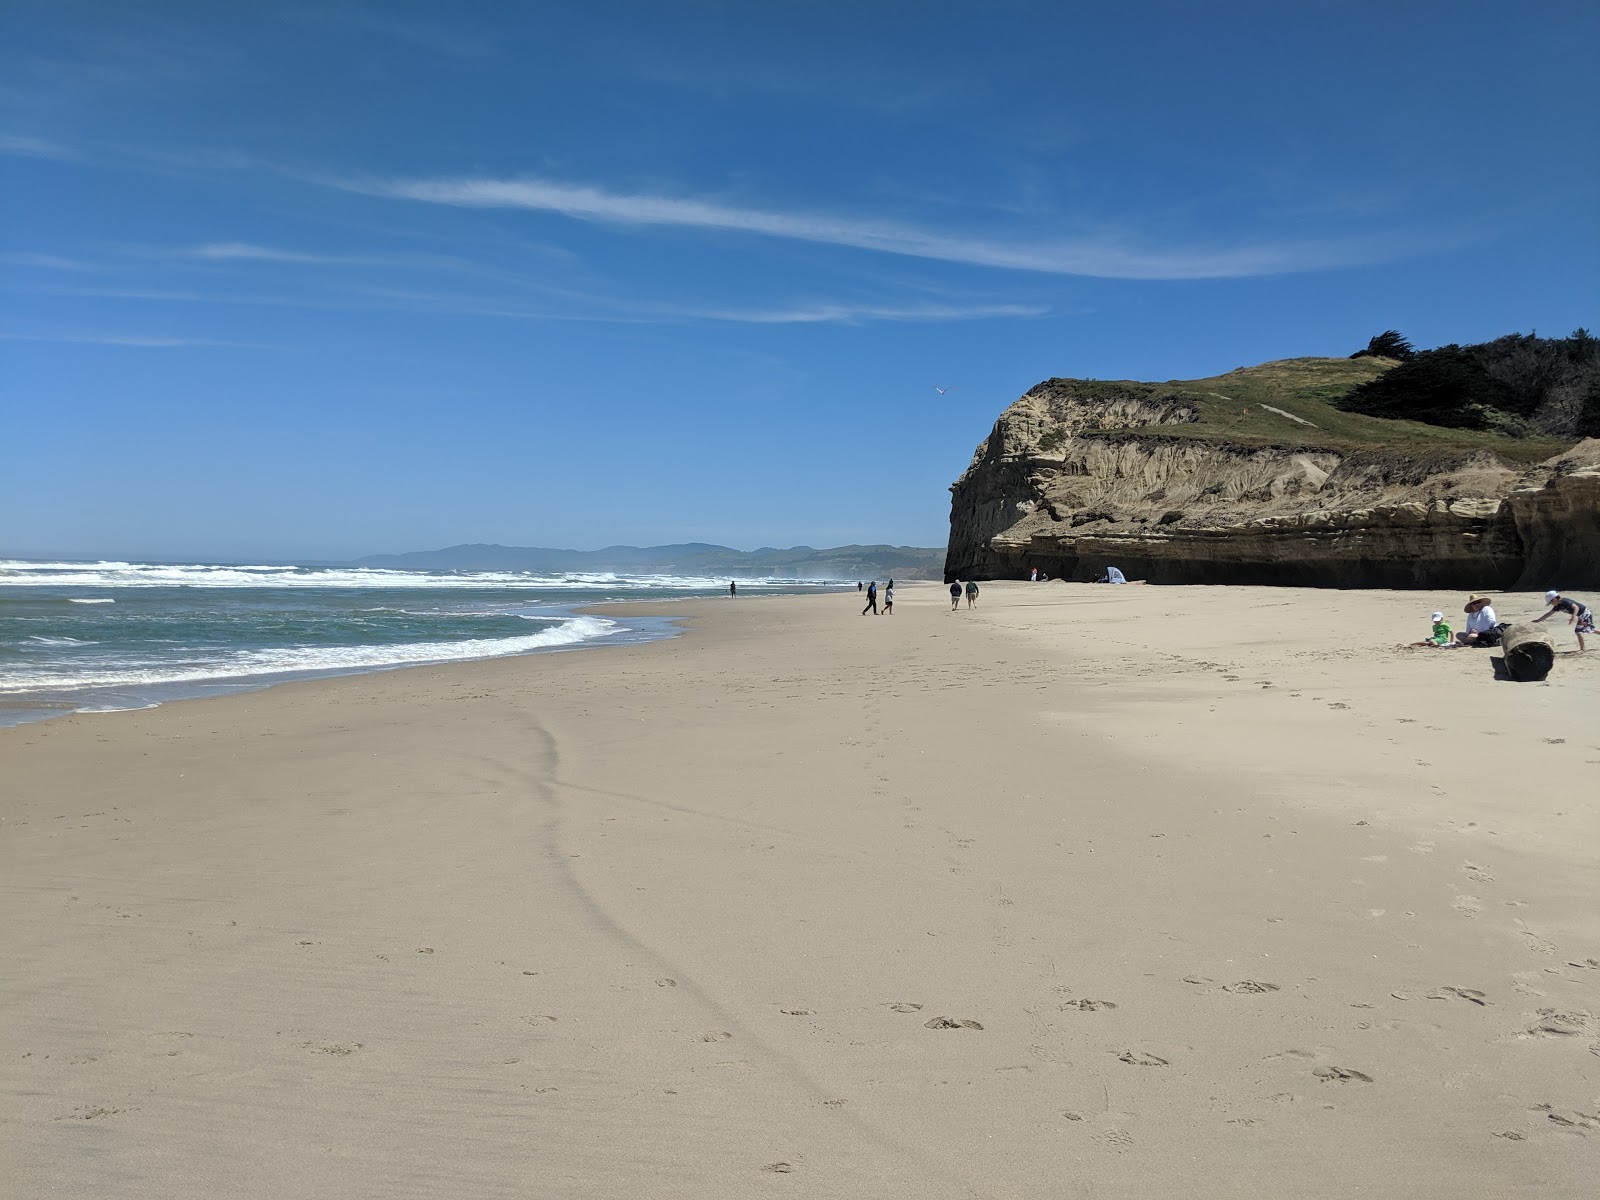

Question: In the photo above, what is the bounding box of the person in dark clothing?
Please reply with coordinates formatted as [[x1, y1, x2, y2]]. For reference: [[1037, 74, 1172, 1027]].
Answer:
[[729, 580, 737, 599], [1535, 589, 1592, 652], [857, 581, 863, 592], [862, 581, 878, 616], [949, 582, 962, 611]]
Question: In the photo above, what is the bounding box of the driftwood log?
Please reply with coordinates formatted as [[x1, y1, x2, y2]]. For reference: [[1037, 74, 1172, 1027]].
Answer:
[[1500, 623, 1555, 682]]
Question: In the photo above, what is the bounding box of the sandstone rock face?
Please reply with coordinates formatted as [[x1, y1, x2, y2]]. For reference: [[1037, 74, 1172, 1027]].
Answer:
[[946, 378, 1600, 589], [1507, 439, 1600, 589]]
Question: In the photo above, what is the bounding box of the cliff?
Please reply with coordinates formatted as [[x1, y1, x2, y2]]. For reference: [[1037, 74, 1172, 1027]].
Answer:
[[946, 359, 1600, 589]]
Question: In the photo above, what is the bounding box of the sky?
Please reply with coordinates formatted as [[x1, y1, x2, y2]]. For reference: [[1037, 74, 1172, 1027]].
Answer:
[[2, 1, 1596, 561]]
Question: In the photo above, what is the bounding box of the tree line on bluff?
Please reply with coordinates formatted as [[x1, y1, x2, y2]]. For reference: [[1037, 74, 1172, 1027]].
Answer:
[[1344, 328, 1599, 438]]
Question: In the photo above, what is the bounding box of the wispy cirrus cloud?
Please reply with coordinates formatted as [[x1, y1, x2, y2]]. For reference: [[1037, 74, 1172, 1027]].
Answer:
[[351, 173, 1396, 280], [187, 241, 347, 263], [1, 251, 97, 271], [0, 329, 266, 348], [0, 133, 74, 160], [15, 276, 1044, 327], [685, 301, 1048, 324]]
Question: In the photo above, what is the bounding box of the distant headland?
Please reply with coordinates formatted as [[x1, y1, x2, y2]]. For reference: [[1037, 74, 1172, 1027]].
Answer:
[[358, 542, 944, 580]]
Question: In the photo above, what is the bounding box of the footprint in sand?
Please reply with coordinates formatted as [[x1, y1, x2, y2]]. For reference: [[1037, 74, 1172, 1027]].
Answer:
[[887, 1002, 923, 1013], [655, 978, 677, 988], [1544, 1110, 1600, 1132], [1061, 999, 1118, 1011], [924, 1017, 984, 1030], [1223, 981, 1280, 994], [1116, 1050, 1168, 1066], [1525, 1009, 1596, 1038], [1090, 1128, 1134, 1151], [1451, 896, 1483, 918], [1313, 1066, 1372, 1083], [700, 1031, 732, 1042], [1433, 986, 1490, 1006], [780, 1008, 814, 1016], [1519, 929, 1557, 955]]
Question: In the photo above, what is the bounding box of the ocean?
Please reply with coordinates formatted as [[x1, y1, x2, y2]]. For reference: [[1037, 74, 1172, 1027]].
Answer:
[[0, 559, 842, 727]]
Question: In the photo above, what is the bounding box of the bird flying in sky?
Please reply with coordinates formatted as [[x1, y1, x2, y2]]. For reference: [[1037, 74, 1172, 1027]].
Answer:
[[933, 386, 955, 395]]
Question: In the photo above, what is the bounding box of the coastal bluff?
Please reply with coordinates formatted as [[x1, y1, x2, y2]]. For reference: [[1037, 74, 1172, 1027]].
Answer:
[[946, 358, 1600, 588]]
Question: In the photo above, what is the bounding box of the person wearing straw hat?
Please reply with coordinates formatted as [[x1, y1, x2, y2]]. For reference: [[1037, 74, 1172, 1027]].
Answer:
[[1456, 595, 1501, 647], [1534, 589, 1592, 652]]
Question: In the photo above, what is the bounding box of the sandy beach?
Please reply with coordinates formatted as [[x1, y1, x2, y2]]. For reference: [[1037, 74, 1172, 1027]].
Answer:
[[4, 581, 1597, 1199]]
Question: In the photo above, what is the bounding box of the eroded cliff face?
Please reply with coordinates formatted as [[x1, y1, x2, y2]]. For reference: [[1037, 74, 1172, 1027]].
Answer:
[[946, 378, 1600, 588]]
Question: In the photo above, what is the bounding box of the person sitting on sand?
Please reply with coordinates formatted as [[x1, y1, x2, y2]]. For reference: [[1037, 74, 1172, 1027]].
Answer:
[[950, 581, 962, 611], [965, 579, 979, 609], [1534, 589, 1592, 652], [1456, 595, 1500, 647], [1425, 610, 1454, 647]]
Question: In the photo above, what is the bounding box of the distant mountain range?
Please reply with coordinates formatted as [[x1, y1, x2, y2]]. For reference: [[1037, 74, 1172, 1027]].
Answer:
[[356, 543, 944, 580]]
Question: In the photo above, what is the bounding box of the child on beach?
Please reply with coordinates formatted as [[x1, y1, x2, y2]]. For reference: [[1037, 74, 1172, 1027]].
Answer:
[[1534, 590, 1591, 652], [1426, 611, 1453, 646]]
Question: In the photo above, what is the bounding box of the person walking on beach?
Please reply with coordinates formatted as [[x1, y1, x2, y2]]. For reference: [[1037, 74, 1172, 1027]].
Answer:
[[862, 581, 878, 616], [729, 580, 737, 599], [965, 579, 979, 609], [950, 581, 962, 611], [857, 581, 863, 593], [1535, 589, 1592, 652], [882, 582, 894, 615]]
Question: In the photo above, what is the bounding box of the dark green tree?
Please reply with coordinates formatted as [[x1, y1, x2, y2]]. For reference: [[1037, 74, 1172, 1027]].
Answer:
[[1350, 330, 1415, 361]]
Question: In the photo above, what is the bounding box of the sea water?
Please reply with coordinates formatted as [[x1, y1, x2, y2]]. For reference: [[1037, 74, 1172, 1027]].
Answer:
[[0, 560, 840, 726]]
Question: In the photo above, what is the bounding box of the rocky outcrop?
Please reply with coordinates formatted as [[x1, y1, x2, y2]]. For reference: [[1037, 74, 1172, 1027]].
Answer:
[[1508, 439, 1600, 588], [946, 374, 1600, 589]]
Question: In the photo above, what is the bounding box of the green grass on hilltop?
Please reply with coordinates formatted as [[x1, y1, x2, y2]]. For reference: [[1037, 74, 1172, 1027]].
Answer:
[[1061, 358, 1569, 465]]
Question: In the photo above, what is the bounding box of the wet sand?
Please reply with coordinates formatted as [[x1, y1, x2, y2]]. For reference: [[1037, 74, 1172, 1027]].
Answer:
[[4, 582, 1597, 1198]]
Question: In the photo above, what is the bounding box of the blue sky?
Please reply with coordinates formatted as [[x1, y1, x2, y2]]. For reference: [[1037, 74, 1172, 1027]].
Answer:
[[3, 1, 1596, 561]]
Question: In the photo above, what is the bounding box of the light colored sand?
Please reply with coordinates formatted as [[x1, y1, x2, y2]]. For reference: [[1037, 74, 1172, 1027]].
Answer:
[[3, 581, 1597, 1198]]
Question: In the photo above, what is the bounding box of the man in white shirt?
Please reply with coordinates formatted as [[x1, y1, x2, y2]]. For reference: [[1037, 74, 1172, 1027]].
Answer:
[[1457, 595, 1499, 646]]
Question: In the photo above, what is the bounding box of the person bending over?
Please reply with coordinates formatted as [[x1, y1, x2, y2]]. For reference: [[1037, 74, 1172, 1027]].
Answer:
[[1535, 590, 1591, 652]]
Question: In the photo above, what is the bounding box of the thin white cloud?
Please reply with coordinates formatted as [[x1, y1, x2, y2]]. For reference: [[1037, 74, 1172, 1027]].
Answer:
[[0, 330, 261, 348], [685, 301, 1048, 324], [14, 279, 1041, 327], [0, 251, 96, 271], [356, 173, 1388, 280], [0, 134, 73, 159], [188, 242, 344, 263]]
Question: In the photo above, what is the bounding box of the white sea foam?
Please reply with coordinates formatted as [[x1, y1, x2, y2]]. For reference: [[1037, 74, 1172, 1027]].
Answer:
[[0, 615, 619, 692], [26, 636, 97, 646], [66, 597, 116, 603], [2, 560, 826, 591]]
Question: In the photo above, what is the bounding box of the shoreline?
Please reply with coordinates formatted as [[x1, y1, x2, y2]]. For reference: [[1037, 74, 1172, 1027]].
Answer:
[[4, 583, 1597, 1197]]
